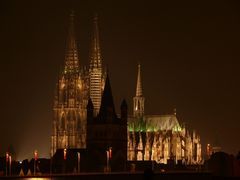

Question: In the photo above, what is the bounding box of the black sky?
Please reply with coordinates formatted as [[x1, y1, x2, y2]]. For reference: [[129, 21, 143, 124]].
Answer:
[[0, 0, 240, 160]]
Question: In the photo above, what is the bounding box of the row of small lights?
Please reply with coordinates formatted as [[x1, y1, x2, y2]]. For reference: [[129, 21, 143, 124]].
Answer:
[[5, 147, 112, 176], [5, 150, 38, 176]]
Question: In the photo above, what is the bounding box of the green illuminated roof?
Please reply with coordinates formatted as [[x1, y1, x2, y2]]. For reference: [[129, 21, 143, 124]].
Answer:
[[128, 114, 181, 132]]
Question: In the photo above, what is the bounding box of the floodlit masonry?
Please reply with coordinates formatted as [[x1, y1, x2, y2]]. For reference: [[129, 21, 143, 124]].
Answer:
[[51, 13, 202, 165], [128, 64, 202, 164], [51, 13, 105, 155]]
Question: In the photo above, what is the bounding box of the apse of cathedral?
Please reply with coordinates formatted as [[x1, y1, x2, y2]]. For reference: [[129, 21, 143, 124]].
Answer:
[[51, 12, 202, 165], [128, 64, 202, 165]]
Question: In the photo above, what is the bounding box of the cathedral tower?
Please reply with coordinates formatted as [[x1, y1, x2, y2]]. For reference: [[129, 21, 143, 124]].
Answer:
[[89, 15, 105, 115], [87, 73, 127, 171], [51, 12, 87, 156], [133, 64, 145, 118]]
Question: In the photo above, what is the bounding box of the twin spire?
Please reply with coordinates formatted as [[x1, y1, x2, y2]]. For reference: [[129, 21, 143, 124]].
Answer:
[[64, 12, 102, 74], [64, 12, 143, 114]]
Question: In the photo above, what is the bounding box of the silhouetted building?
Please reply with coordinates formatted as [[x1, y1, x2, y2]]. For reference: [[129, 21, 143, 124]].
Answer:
[[87, 74, 127, 171], [207, 152, 234, 176]]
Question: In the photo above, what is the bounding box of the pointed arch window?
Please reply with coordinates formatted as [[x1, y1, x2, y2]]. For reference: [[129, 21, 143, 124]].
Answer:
[[138, 101, 141, 111]]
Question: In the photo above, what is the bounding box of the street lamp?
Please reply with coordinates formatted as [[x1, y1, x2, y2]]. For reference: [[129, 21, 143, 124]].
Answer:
[[63, 148, 67, 174], [77, 152, 80, 173], [6, 152, 9, 176], [106, 147, 112, 172], [34, 150, 38, 175], [106, 150, 109, 172], [109, 147, 112, 159], [9, 155, 11, 176], [63, 148, 67, 160], [109, 147, 112, 171]]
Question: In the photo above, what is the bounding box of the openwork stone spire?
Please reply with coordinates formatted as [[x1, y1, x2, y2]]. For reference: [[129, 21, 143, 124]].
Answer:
[[89, 14, 102, 70], [136, 64, 143, 97], [89, 14, 104, 114], [64, 11, 79, 74], [51, 11, 86, 156], [133, 63, 145, 118]]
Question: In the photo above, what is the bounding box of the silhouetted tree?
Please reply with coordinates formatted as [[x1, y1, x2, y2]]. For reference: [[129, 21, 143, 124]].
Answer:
[[21, 159, 29, 175]]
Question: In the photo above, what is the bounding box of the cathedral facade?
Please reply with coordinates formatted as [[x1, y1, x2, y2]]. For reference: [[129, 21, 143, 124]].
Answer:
[[51, 13, 105, 156], [127, 65, 202, 164]]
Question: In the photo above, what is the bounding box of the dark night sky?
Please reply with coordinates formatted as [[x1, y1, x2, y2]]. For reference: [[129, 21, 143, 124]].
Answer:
[[0, 0, 240, 160]]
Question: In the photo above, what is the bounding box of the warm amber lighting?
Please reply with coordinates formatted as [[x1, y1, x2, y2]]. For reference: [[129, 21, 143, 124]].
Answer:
[[6, 152, 9, 162], [109, 147, 112, 159], [77, 152, 80, 173], [34, 150, 38, 161], [63, 148, 67, 160], [29, 178, 50, 180]]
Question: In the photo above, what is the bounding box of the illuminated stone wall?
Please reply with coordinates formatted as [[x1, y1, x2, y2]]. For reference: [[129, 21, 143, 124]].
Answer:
[[128, 64, 202, 165], [51, 14, 105, 156], [127, 122, 202, 164]]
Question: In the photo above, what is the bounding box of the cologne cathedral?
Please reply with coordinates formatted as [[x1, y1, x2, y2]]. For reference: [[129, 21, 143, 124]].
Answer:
[[51, 13, 202, 165], [51, 13, 105, 156]]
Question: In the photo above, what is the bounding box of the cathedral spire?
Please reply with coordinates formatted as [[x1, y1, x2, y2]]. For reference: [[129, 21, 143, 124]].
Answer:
[[133, 63, 145, 118], [51, 12, 85, 156], [90, 14, 102, 70], [98, 73, 117, 120], [136, 63, 143, 97], [64, 11, 79, 74], [89, 14, 104, 114]]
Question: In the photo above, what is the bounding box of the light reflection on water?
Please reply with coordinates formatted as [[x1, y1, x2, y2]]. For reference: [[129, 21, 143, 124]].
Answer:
[[24, 178, 50, 180]]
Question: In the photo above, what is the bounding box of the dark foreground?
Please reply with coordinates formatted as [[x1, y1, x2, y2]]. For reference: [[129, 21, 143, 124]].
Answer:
[[0, 172, 239, 180]]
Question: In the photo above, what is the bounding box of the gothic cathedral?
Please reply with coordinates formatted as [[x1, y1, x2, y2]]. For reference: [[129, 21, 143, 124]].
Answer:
[[51, 13, 202, 165], [51, 13, 105, 156]]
